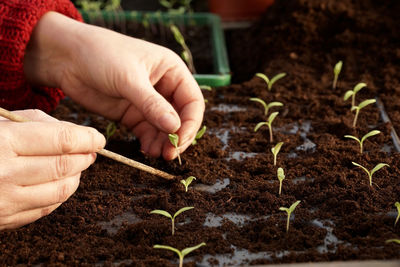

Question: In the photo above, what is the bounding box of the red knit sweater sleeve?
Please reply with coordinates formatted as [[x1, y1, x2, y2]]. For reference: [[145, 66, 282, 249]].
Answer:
[[0, 0, 83, 113]]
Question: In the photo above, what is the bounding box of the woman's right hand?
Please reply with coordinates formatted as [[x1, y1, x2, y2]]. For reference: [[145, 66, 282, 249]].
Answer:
[[0, 109, 105, 230]]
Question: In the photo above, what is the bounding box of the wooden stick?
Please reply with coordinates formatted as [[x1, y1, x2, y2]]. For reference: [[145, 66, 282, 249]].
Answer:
[[0, 107, 175, 180]]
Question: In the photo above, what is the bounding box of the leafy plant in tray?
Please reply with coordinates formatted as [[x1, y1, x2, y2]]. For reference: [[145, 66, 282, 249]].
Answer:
[[255, 72, 287, 91], [344, 130, 381, 154], [150, 207, 194, 235], [332, 60, 343, 89], [280, 200, 301, 233], [181, 176, 196, 192], [351, 162, 389, 186], [254, 111, 279, 142], [350, 99, 376, 128], [153, 242, 206, 267], [169, 133, 182, 165], [271, 142, 284, 166], [170, 24, 195, 73], [249, 97, 283, 116]]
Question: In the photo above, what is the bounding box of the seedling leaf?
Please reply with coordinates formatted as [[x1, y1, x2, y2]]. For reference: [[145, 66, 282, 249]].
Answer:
[[254, 122, 268, 132], [332, 61, 343, 89], [174, 206, 194, 219], [255, 73, 269, 84], [153, 244, 181, 256], [370, 163, 389, 177], [361, 130, 381, 143], [343, 91, 354, 101], [344, 135, 360, 142], [192, 126, 206, 145], [386, 239, 400, 245], [170, 24, 185, 45], [268, 112, 279, 124], [394, 202, 400, 226], [358, 99, 376, 110], [200, 85, 212, 91], [105, 122, 117, 142], [168, 133, 181, 165], [289, 200, 301, 213], [180, 176, 196, 192], [181, 242, 206, 257], [150, 210, 172, 219], [277, 167, 285, 195], [250, 97, 268, 113], [354, 82, 367, 93], [269, 73, 287, 90], [271, 142, 284, 166]]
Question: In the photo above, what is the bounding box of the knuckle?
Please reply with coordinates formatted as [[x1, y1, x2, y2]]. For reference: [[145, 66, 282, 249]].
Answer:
[[57, 126, 76, 153], [54, 155, 71, 178], [56, 183, 70, 203]]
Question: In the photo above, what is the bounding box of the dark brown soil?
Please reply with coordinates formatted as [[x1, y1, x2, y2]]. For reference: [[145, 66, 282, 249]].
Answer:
[[1, 0, 400, 266]]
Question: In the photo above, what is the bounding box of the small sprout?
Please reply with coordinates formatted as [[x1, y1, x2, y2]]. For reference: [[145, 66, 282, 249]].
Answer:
[[150, 207, 194, 235], [395, 202, 400, 226], [254, 112, 279, 142], [200, 85, 212, 91], [170, 24, 196, 73], [105, 122, 117, 142], [344, 82, 367, 107], [332, 60, 343, 89], [180, 176, 196, 192], [271, 142, 284, 166], [352, 162, 389, 186], [192, 126, 206, 145], [350, 99, 376, 128], [277, 167, 285, 195], [255, 73, 287, 91], [386, 239, 400, 245], [344, 130, 381, 154], [249, 98, 284, 116], [279, 200, 301, 233], [153, 242, 206, 267], [168, 133, 182, 165]]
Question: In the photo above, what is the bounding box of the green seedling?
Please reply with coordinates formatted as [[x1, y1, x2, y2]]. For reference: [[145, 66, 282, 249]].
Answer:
[[249, 98, 283, 116], [170, 25, 195, 73], [77, 0, 102, 11], [192, 126, 206, 145], [395, 202, 400, 226], [386, 239, 400, 245], [255, 73, 287, 91], [344, 130, 381, 154], [344, 82, 367, 107], [277, 167, 285, 195], [352, 162, 389, 186], [105, 122, 117, 142], [180, 176, 196, 192], [254, 112, 279, 142], [169, 133, 182, 165], [350, 99, 376, 128], [271, 142, 284, 166], [332, 60, 343, 89], [150, 207, 194, 235], [279, 200, 301, 233], [153, 242, 206, 267]]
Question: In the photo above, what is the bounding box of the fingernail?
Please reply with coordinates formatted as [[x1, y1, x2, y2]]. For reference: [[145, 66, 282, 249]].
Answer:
[[158, 112, 180, 132], [93, 129, 106, 150]]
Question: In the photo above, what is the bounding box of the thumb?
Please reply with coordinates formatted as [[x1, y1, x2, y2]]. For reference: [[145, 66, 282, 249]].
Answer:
[[123, 78, 181, 133]]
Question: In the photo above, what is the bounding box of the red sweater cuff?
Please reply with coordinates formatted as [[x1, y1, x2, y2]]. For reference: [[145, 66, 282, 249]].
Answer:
[[0, 0, 83, 113]]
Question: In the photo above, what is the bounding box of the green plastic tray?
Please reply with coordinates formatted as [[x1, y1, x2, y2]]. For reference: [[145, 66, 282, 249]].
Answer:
[[80, 11, 231, 87]]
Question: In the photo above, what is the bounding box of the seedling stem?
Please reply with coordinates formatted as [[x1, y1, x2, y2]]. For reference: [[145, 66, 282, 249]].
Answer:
[[277, 167, 285, 195], [271, 142, 284, 166], [395, 202, 400, 226]]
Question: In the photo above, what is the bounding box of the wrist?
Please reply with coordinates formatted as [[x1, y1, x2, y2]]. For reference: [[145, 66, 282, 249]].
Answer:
[[23, 11, 83, 88]]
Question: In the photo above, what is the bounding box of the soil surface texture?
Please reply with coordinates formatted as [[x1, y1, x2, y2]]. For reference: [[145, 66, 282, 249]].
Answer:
[[1, 0, 400, 266]]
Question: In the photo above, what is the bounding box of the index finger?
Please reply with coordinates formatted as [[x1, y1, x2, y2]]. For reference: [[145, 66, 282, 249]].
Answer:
[[155, 60, 205, 147]]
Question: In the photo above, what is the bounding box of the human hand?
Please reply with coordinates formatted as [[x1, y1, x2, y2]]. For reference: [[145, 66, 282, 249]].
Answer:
[[0, 109, 105, 230], [24, 12, 205, 161]]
